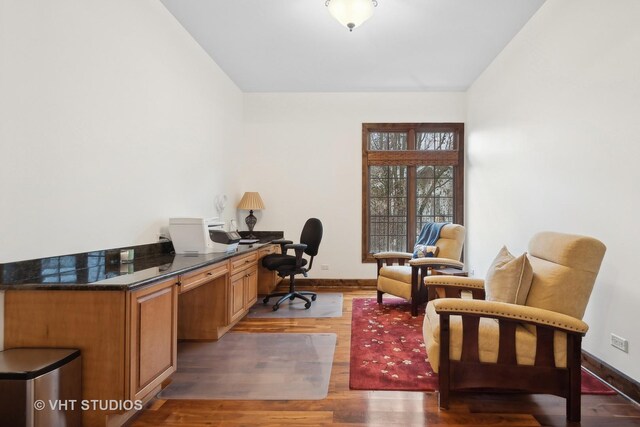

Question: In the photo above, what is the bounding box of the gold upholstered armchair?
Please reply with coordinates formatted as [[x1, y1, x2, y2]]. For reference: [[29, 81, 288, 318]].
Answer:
[[422, 231, 606, 422], [374, 224, 465, 316]]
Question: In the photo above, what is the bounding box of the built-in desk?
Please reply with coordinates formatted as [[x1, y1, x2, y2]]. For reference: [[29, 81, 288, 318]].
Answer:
[[177, 249, 260, 340], [0, 241, 281, 427]]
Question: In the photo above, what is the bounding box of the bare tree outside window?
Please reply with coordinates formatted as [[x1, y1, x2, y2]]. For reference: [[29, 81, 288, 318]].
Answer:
[[362, 124, 464, 262]]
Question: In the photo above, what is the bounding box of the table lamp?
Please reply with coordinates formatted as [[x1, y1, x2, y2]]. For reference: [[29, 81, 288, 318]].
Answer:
[[237, 192, 265, 239]]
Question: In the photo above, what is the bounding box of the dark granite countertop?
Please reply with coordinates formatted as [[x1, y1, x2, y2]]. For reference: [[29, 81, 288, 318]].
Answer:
[[0, 239, 278, 292], [238, 231, 284, 242]]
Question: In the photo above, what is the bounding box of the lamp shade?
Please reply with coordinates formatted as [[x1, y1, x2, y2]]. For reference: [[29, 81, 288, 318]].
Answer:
[[327, 0, 375, 31], [237, 192, 265, 210]]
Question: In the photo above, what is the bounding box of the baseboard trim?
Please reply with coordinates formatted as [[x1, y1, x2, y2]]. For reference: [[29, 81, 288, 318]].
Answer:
[[582, 350, 640, 404], [281, 278, 377, 289]]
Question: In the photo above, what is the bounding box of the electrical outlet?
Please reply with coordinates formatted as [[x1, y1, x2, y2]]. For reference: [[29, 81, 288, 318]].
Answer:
[[611, 333, 629, 353], [321, 264, 329, 270]]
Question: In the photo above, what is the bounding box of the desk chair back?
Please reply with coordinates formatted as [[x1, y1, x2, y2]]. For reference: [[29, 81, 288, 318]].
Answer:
[[300, 218, 323, 258]]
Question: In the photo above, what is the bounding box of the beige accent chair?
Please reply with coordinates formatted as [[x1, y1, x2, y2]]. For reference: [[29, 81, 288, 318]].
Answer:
[[422, 231, 606, 422], [374, 224, 466, 316]]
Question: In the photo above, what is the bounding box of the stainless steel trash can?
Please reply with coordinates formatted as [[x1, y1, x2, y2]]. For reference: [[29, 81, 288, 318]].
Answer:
[[0, 348, 81, 427]]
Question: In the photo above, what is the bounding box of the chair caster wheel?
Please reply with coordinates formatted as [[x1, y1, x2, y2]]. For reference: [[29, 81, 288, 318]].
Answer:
[[263, 298, 270, 304], [304, 302, 311, 309], [311, 295, 317, 301], [272, 305, 279, 311]]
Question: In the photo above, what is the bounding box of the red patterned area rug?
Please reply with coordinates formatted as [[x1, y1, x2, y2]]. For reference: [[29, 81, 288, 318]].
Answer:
[[349, 297, 616, 395]]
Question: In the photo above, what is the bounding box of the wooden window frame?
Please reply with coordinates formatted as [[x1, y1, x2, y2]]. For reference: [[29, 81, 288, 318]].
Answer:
[[362, 123, 465, 263]]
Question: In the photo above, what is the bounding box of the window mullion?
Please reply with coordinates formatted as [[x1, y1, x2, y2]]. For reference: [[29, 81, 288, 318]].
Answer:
[[407, 166, 417, 252], [407, 129, 416, 252]]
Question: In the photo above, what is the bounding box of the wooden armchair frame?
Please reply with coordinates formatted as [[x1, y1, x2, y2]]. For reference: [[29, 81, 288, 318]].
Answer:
[[426, 279, 586, 422]]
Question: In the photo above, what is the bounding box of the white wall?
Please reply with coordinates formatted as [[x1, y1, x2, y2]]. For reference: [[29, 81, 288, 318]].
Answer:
[[466, 0, 640, 381], [0, 0, 243, 263], [240, 92, 466, 279], [4, 0, 636, 383]]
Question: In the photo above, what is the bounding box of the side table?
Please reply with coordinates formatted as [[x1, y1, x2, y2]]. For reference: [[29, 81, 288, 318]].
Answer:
[[430, 267, 468, 277], [428, 267, 469, 301]]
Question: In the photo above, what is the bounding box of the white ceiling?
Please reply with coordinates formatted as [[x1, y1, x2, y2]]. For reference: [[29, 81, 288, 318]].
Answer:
[[160, 0, 545, 92]]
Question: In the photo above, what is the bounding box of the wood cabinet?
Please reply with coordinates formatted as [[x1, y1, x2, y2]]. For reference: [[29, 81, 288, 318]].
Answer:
[[4, 278, 179, 427], [128, 278, 178, 401], [228, 251, 258, 323], [245, 267, 258, 307], [3, 245, 268, 427], [177, 252, 257, 341], [228, 266, 258, 323], [229, 271, 246, 322], [230, 251, 257, 271]]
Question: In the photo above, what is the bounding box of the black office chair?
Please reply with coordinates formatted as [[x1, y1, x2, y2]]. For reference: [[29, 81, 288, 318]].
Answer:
[[262, 218, 323, 311]]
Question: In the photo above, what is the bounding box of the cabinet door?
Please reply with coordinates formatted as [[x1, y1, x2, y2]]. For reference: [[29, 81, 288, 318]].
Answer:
[[245, 266, 258, 308], [228, 272, 246, 323], [128, 279, 178, 401]]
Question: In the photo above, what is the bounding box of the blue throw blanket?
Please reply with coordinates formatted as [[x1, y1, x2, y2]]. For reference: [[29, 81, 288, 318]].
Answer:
[[412, 222, 447, 258]]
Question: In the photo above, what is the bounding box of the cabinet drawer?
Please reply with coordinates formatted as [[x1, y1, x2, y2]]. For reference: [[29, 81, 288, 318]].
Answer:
[[230, 252, 258, 273], [258, 244, 278, 258], [179, 262, 228, 294]]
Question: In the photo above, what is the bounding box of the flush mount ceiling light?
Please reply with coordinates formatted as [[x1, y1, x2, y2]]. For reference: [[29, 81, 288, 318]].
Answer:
[[325, 0, 378, 32]]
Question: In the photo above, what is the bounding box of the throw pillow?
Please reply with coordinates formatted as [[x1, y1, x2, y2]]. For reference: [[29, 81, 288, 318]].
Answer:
[[412, 245, 439, 259], [484, 246, 533, 305]]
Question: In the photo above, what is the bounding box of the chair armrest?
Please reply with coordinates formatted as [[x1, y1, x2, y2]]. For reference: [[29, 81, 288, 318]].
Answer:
[[373, 251, 412, 260], [431, 298, 589, 335], [272, 239, 293, 244], [284, 243, 307, 251], [408, 257, 464, 269], [424, 276, 485, 300], [285, 243, 307, 267], [373, 252, 413, 274], [424, 275, 485, 290], [272, 239, 293, 254]]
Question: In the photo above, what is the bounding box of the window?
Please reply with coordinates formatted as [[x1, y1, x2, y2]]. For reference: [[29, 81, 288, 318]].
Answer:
[[362, 123, 464, 262]]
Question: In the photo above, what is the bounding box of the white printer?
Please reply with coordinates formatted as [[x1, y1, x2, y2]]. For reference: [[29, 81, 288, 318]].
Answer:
[[169, 217, 241, 254]]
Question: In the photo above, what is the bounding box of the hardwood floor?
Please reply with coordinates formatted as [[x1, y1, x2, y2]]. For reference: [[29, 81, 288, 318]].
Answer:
[[130, 289, 640, 426]]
